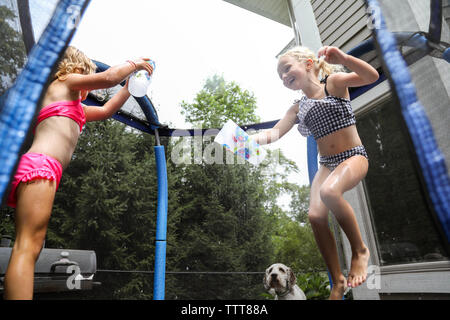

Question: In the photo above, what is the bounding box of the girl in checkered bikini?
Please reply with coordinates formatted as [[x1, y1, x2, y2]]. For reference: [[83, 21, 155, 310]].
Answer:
[[253, 46, 379, 300]]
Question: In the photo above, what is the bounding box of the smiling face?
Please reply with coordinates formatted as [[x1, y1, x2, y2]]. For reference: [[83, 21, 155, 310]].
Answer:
[[277, 55, 312, 91]]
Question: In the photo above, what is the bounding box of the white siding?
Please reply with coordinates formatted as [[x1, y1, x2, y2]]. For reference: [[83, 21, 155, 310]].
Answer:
[[310, 0, 378, 67], [223, 0, 291, 26]]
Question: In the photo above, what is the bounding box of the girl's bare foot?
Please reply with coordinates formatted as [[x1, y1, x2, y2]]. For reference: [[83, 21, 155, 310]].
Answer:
[[347, 246, 370, 288], [329, 275, 347, 300]]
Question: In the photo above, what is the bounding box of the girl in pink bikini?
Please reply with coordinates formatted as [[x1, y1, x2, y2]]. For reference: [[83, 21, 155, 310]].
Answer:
[[4, 46, 153, 299]]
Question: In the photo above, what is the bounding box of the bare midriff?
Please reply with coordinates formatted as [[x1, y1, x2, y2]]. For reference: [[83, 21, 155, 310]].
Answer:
[[27, 117, 80, 169], [316, 125, 363, 156]]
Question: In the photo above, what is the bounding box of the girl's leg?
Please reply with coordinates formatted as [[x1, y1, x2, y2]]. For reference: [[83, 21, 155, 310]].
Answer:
[[4, 179, 56, 300], [308, 165, 346, 300], [319, 155, 369, 289]]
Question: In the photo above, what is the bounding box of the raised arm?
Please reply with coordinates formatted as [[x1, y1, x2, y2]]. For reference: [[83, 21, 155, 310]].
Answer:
[[252, 102, 299, 145], [65, 58, 154, 91], [83, 81, 131, 122], [318, 46, 379, 89]]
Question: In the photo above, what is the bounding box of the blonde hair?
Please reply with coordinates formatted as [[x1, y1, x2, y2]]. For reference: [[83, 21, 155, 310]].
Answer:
[[54, 46, 97, 80], [280, 46, 343, 80]]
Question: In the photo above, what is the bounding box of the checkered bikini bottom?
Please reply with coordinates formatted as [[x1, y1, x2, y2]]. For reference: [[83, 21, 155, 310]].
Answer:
[[319, 145, 368, 171]]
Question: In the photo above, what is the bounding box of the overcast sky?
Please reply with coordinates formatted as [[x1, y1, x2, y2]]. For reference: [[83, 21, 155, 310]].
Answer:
[[30, 0, 309, 186]]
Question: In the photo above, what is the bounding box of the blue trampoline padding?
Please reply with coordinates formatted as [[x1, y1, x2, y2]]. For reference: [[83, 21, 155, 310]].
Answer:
[[155, 146, 168, 241], [0, 0, 91, 205], [366, 0, 450, 242], [307, 136, 318, 185], [154, 145, 168, 300], [444, 48, 450, 63]]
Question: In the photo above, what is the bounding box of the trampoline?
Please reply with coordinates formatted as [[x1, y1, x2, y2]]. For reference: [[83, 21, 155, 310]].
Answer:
[[1, 0, 449, 300]]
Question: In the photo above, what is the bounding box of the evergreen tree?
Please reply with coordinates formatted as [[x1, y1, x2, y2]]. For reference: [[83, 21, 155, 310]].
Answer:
[[171, 74, 300, 299], [47, 119, 181, 299], [0, 4, 26, 95]]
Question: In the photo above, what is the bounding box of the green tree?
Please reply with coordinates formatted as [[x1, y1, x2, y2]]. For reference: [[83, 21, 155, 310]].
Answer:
[[1, 4, 30, 235], [171, 75, 276, 299], [272, 212, 325, 272], [0, 5, 27, 95], [171, 74, 317, 299], [47, 119, 182, 299], [180, 74, 260, 128], [287, 183, 310, 224]]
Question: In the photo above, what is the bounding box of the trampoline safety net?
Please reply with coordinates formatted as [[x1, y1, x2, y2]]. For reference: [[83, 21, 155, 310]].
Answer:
[[360, 0, 450, 263], [1, 0, 450, 299]]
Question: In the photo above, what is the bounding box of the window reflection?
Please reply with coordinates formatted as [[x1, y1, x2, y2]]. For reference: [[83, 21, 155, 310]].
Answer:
[[357, 96, 449, 265]]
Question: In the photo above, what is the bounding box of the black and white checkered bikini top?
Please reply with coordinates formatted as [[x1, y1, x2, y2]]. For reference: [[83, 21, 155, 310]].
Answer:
[[295, 76, 355, 139]]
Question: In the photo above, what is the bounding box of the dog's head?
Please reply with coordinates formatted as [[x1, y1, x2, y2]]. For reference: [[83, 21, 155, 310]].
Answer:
[[263, 263, 297, 294]]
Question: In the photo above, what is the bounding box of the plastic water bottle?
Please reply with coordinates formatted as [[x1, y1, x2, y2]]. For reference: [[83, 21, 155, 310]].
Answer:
[[128, 60, 156, 97]]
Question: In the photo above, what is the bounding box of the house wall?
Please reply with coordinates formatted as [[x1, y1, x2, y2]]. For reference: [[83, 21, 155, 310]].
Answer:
[[311, 0, 378, 67], [445, 0, 450, 28], [374, 0, 450, 211]]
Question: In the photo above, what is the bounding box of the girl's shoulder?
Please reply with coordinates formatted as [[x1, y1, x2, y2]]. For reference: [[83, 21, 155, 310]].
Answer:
[[326, 72, 348, 84], [42, 79, 79, 104], [324, 72, 350, 99]]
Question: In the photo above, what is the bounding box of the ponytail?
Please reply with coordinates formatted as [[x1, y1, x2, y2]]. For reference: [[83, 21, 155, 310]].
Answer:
[[317, 56, 339, 78], [280, 46, 344, 80]]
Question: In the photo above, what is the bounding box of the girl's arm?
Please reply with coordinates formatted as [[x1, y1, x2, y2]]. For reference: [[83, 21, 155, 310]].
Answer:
[[83, 81, 131, 122], [318, 46, 379, 89], [65, 58, 154, 91], [252, 103, 299, 145]]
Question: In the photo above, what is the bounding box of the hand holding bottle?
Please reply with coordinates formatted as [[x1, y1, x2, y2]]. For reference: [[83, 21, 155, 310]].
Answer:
[[128, 58, 155, 97]]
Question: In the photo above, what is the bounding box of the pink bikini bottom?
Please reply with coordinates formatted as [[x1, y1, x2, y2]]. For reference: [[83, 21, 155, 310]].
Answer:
[[7, 153, 63, 208]]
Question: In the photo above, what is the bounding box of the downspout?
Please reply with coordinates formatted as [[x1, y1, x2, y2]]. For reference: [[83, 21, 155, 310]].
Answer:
[[286, 0, 301, 46], [286, 0, 323, 52]]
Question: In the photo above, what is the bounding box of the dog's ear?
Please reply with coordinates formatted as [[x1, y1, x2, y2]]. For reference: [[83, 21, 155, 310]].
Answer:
[[263, 273, 270, 290], [288, 268, 296, 287]]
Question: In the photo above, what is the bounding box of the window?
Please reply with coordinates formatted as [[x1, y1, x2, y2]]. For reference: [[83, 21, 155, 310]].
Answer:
[[356, 96, 449, 266]]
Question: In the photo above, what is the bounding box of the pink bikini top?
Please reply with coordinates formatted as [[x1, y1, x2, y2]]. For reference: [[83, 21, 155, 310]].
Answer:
[[36, 99, 86, 132]]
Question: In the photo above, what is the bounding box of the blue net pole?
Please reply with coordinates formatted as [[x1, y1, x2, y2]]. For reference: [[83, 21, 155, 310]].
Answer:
[[153, 144, 168, 300], [307, 127, 338, 297], [306, 136, 318, 185], [366, 0, 450, 243], [0, 0, 91, 205]]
